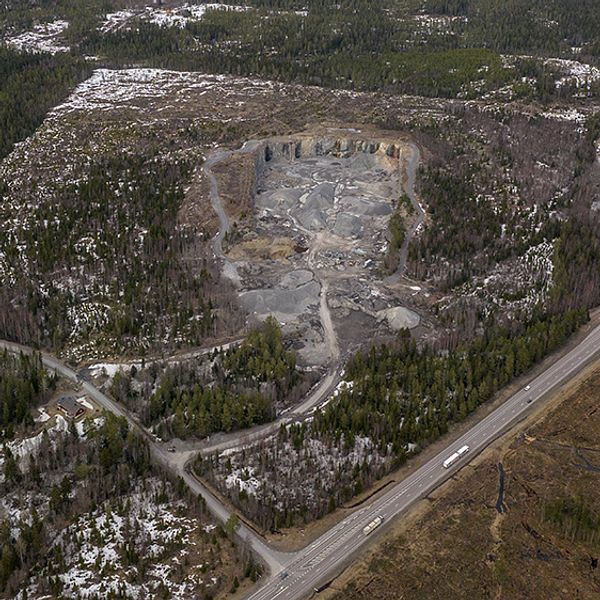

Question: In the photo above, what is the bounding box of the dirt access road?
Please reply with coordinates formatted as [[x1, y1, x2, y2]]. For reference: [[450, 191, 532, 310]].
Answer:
[[385, 142, 424, 285], [203, 141, 342, 422]]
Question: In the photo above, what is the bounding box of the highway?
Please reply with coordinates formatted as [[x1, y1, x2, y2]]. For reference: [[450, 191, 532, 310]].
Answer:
[[3, 315, 600, 599], [245, 320, 600, 600]]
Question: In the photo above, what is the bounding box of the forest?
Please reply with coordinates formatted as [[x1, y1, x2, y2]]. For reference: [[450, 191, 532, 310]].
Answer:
[[49, 4, 557, 100], [425, 0, 600, 57], [0, 351, 52, 438], [1, 413, 148, 594], [201, 306, 587, 530], [46, 0, 596, 100], [406, 108, 600, 292], [110, 318, 310, 440], [315, 308, 587, 461], [1, 0, 598, 120], [543, 495, 600, 548], [78, 15, 518, 98], [0, 149, 221, 354], [0, 48, 89, 161], [1, 411, 258, 597]]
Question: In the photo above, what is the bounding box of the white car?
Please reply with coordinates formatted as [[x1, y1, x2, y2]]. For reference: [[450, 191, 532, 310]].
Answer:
[[524, 385, 531, 391]]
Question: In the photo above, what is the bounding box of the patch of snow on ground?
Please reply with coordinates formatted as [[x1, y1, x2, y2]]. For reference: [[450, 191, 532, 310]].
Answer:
[[27, 478, 207, 599], [541, 108, 587, 124], [545, 58, 600, 91], [225, 466, 262, 494], [35, 408, 51, 423], [50, 68, 273, 115], [4, 20, 69, 54], [77, 397, 95, 411], [88, 362, 127, 378], [100, 3, 247, 32], [10, 414, 68, 461], [75, 416, 105, 438]]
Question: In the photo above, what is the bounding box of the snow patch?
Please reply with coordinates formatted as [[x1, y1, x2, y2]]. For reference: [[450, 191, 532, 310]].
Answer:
[[4, 20, 69, 54]]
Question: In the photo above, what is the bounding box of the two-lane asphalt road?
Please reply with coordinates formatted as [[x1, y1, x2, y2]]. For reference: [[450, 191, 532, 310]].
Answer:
[[246, 321, 600, 600], [0, 339, 294, 575]]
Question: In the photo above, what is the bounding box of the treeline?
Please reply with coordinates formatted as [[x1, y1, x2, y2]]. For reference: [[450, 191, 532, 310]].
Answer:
[[0, 48, 90, 161], [0, 350, 52, 437], [112, 318, 307, 439], [80, 8, 516, 99], [75, 0, 600, 99], [425, 0, 600, 59]]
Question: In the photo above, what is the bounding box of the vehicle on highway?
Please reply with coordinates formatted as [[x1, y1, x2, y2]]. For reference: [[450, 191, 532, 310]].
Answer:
[[363, 515, 384, 535], [442, 444, 470, 469], [525, 385, 531, 391], [280, 571, 289, 580], [527, 398, 533, 404]]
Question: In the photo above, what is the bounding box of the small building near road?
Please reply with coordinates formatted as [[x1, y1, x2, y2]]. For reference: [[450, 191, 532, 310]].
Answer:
[[57, 396, 85, 419]]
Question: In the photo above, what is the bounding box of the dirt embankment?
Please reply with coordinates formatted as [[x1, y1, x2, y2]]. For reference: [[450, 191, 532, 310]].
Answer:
[[211, 152, 257, 226]]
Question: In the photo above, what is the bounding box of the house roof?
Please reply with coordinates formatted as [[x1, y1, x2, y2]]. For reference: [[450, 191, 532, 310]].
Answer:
[[57, 395, 84, 418]]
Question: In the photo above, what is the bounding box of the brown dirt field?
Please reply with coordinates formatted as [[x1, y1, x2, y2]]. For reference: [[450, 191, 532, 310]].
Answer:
[[321, 358, 600, 600], [227, 236, 296, 261]]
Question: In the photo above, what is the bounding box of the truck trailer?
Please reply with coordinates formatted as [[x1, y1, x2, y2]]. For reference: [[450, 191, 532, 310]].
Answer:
[[442, 445, 469, 468], [363, 515, 384, 535]]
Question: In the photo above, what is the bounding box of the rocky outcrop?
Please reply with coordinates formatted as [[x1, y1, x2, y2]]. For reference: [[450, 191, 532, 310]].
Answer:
[[250, 132, 406, 181]]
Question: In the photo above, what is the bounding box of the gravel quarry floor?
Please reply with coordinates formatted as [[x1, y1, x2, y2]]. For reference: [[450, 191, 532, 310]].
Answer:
[[222, 131, 423, 368]]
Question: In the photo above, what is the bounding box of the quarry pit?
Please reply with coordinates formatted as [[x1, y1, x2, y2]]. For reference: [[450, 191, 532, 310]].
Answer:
[[207, 128, 423, 367]]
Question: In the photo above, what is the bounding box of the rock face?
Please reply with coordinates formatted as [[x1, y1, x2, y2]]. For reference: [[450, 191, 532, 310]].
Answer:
[[250, 132, 406, 181]]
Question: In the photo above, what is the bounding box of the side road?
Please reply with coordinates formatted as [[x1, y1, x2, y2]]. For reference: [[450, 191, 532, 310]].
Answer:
[[0, 339, 295, 575]]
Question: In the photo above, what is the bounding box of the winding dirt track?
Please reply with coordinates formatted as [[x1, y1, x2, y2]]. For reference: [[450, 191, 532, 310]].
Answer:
[[385, 142, 425, 285], [202, 143, 343, 436]]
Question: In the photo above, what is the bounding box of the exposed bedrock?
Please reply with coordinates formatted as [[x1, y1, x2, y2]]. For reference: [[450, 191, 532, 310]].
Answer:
[[222, 130, 421, 367], [253, 135, 405, 179]]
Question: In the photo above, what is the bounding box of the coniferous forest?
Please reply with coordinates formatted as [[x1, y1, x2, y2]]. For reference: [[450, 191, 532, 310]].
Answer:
[[0, 351, 51, 437]]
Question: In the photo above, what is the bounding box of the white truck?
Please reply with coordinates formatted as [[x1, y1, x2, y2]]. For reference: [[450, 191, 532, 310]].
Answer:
[[442, 444, 469, 469], [363, 515, 384, 535]]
